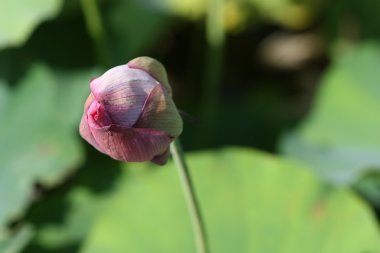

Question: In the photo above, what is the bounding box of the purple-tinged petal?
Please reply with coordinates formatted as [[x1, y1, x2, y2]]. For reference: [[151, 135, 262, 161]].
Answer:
[[150, 148, 170, 165], [87, 100, 112, 128], [79, 114, 106, 153], [127, 57, 172, 96], [83, 93, 95, 112], [80, 94, 107, 153], [79, 58, 183, 164], [134, 84, 182, 137], [89, 125, 172, 162], [90, 65, 158, 127]]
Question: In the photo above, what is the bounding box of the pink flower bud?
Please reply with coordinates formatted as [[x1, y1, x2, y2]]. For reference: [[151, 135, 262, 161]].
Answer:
[[79, 57, 183, 165]]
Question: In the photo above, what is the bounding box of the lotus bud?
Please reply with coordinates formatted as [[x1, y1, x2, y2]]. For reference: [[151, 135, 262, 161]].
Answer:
[[79, 57, 183, 165]]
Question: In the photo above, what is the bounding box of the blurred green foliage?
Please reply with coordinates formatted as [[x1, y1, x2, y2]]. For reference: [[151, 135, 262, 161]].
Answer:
[[0, 0, 62, 49], [281, 44, 380, 184], [82, 149, 380, 253], [0, 0, 380, 252]]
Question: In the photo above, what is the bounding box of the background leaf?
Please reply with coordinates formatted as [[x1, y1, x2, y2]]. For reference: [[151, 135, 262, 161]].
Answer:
[[0, 0, 380, 252], [0, 225, 34, 253], [34, 188, 101, 249], [280, 43, 380, 185], [0, 0, 63, 49], [0, 65, 91, 252], [22, 147, 122, 253], [81, 148, 380, 253], [0, 80, 10, 122]]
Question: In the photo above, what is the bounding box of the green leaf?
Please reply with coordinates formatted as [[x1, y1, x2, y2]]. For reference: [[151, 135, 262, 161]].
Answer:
[[80, 148, 380, 253], [280, 43, 380, 184], [54, 69, 95, 129], [0, 225, 34, 253], [35, 188, 102, 249], [0, 65, 91, 250], [0, 80, 10, 122], [354, 171, 380, 208], [23, 149, 122, 253], [0, 0, 63, 49]]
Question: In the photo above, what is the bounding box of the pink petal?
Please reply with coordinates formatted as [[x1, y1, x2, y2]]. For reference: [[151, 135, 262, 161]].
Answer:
[[90, 65, 158, 127], [83, 93, 95, 112], [79, 114, 106, 153], [89, 125, 172, 162], [134, 84, 183, 137], [80, 94, 107, 153], [87, 100, 112, 128]]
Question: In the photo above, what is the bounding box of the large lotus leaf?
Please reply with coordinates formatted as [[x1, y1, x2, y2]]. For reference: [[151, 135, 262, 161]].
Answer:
[[54, 69, 96, 129], [0, 225, 34, 253], [0, 0, 62, 49], [354, 171, 380, 208], [80, 148, 380, 253], [281, 43, 380, 184], [0, 80, 9, 122], [23, 149, 122, 253], [34, 188, 102, 249], [0, 65, 90, 246]]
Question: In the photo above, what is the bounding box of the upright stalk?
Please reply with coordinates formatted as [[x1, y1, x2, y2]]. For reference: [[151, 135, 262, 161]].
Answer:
[[198, 0, 225, 146], [170, 139, 209, 253], [80, 0, 109, 67]]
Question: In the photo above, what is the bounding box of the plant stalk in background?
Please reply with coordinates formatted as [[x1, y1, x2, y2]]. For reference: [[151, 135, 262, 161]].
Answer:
[[170, 139, 209, 253], [198, 0, 225, 146], [80, 0, 110, 67]]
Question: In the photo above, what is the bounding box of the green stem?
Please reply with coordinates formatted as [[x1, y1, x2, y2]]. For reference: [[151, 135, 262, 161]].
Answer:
[[170, 139, 209, 253], [198, 0, 225, 147], [80, 0, 109, 67]]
